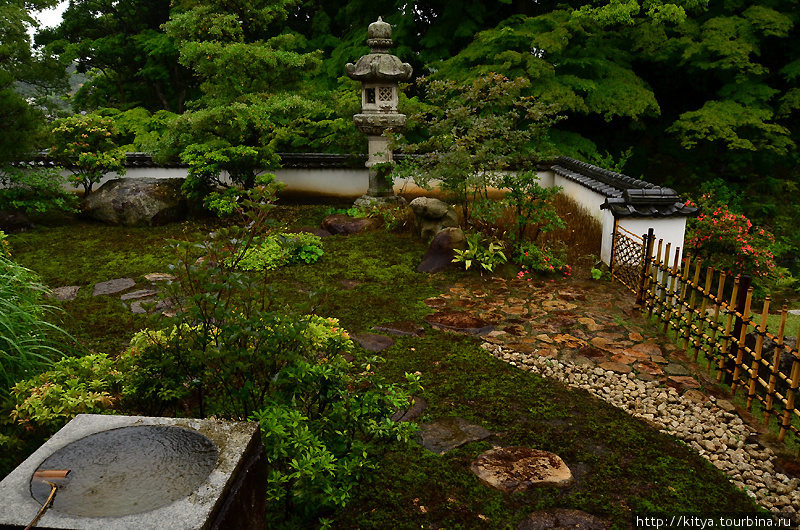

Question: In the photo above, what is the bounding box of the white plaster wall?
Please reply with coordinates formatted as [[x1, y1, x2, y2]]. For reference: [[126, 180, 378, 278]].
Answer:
[[552, 174, 606, 225], [616, 216, 687, 269]]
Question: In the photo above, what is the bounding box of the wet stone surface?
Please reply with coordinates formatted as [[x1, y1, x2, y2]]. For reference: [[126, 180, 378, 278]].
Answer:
[[351, 333, 396, 352], [517, 509, 609, 530], [471, 447, 574, 492], [93, 278, 135, 296], [417, 417, 492, 455]]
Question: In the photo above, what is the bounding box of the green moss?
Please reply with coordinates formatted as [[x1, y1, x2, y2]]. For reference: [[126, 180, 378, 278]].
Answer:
[[5, 207, 768, 527]]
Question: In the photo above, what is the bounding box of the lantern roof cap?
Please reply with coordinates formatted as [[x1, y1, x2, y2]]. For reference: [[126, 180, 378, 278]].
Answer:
[[345, 17, 413, 82]]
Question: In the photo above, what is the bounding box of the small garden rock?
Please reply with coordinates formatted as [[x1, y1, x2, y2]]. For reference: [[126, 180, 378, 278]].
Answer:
[[471, 447, 574, 492], [351, 333, 395, 352], [409, 197, 459, 241], [417, 227, 466, 273], [418, 417, 492, 455], [50, 286, 80, 301]]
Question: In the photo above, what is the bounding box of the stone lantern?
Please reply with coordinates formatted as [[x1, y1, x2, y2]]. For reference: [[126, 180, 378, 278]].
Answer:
[[345, 17, 412, 207]]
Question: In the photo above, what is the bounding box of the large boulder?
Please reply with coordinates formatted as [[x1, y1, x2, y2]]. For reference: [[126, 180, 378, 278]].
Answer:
[[409, 197, 459, 241], [0, 209, 34, 232], [417, 226, 466, 273], [81, 178, 187, 226]]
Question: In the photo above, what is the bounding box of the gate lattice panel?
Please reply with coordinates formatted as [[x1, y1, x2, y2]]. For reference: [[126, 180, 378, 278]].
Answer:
[[611, 225, 646, 292]]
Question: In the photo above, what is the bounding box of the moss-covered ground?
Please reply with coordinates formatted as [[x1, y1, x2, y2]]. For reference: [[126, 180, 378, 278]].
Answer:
[[7, 206, 766, 528]]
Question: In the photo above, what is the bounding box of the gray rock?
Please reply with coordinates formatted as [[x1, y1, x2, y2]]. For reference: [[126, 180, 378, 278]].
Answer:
[[471, 447, 574, 492], [391, 396, 427, 422], [409, 197, 459, 241], [93, 278, 135, 296], [50, 285, 80, 301], [120, 289, 159, 301], [417, 417, 492, 455], [423, 310, 493, 335], [517, 509, 608, 530], [81, 178, 187, 226], [351, 333, 395, 352], [417, 226, 467, 273], [145, 273, 177, 282]]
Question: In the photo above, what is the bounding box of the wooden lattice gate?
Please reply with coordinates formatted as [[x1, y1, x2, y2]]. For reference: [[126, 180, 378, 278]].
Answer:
[[610, 225, 655, 304]]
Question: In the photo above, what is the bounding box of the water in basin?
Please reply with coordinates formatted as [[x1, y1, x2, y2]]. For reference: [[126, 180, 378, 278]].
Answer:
[[30, 425, 218, 517]]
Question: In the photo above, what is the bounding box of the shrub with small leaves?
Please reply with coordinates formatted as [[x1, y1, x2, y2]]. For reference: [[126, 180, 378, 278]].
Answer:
[[9, 354, 123, 434], [515, 242, 571, 279], [48, 114, 127, 195], [685, 194, 776, 279]]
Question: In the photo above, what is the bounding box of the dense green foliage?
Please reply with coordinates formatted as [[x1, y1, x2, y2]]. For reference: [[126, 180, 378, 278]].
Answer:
[[0, 166, 78, 214], [47, 114, 127, 194]]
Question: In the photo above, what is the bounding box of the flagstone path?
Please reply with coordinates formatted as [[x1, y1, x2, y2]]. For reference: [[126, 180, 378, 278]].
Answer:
[[423, 275, 712, 393]]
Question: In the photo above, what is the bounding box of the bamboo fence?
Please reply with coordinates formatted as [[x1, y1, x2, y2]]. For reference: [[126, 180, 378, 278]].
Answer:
[[611, 228, 800, 457]]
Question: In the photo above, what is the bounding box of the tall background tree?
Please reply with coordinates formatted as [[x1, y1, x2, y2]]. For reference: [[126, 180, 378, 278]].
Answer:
[[0, 0, 66, 166]]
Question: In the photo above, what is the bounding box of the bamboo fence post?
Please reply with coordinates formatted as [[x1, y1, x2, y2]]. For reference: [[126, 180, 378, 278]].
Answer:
[[709, 270, 725, 375], [636, 228, 655, 306], [778, 320, 800, 448], [659, 243, 672, 330], [649, 239, 664, 318], [685, 259, 702, 353], [747, 297, 769, 410], [731, 285, 753, 397], [664, 245, 680, 335], [697, 266, 714, 364], [765, 305, 788, 426], [675, 254, 691, 343], [718, 276, 739, 383]]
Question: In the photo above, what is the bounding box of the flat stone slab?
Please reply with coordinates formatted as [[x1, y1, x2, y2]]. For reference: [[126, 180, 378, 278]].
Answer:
[[93, 278, 135, 296], [144, 273, 176, 282], [423, 311, 493, 335], [351, 333, 395, 352], [374, 320, 425, 337], [50, 285, 80, 301], [517, 509, 608, 530], [471, 447, 574, 492], [120, 289, 160, 301], [418, 417, 492, 455], [663, 363, 691, 376], [391, 396, 427, 423], [598, 361, 633, 374], [130, 298, 172, 315]]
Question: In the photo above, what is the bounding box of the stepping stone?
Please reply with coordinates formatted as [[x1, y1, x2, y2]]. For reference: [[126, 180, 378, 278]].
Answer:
[[130, 298, 172, 315], [120, 289, 159, 301], [93, 278, 135, 296], [553, 334, 588, 349], [683, 389, 708, 403], [391, 396, 427, 422], [471, 447, 573, 492], [663, 363, 690, 376], [373, 320, 425, 337], [321, 214, 379, 235], [423, 311, 493, 335], [650, 355, 668, 364], [542, 300, 577, 311], [668, 375, 700, 390], [517, 509, 608, 530], [144, 273, 176, 282], [351, 333, 395, 352], [50, 286, 80, 301], [423, 297, 447, 308], [628, 342, 662, 357], [417, 417, 492, 455], [716, 399, 736, 413], [610, 354, 636, 364], [598, 361, 633, 374]]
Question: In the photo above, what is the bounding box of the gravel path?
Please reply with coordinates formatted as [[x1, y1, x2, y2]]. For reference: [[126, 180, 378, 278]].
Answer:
[[483, 342, 800, 524]]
